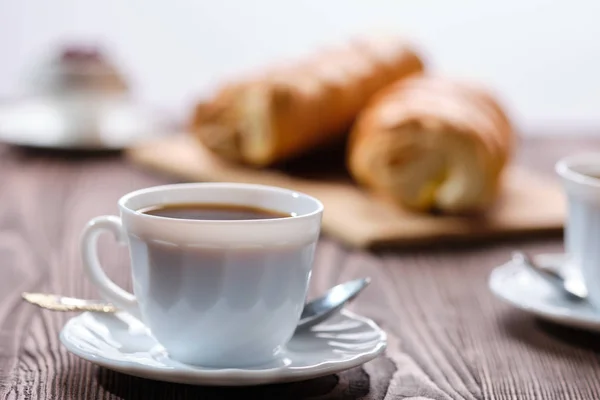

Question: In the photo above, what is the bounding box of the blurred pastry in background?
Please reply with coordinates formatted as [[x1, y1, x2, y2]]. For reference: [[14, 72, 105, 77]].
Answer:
[[32, 46, 129, 96], [0, 44, 169, 150], [347, 76, 514, 214], [189, 36, 425, 166]]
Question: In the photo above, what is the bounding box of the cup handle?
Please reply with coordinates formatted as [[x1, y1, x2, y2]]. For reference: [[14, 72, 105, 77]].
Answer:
[[81, 215, 141, 319]]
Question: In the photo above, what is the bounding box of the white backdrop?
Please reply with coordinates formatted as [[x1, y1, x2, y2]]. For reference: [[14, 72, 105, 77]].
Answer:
[[1, 0, 599, 134]]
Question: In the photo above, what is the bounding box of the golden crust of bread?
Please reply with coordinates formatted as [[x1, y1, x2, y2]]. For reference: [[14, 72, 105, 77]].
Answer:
[[347, 75, 514, 214], [189, 36, 425, 166]]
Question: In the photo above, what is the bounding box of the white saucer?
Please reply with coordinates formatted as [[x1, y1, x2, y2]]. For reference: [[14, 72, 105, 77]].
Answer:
[[0, 97, 168, 151], [489, 253, 600, 332], [59, 309, 387, 386]]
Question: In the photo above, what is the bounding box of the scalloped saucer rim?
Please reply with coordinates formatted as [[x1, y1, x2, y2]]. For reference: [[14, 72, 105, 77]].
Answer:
[[59, 308, 387, 386]]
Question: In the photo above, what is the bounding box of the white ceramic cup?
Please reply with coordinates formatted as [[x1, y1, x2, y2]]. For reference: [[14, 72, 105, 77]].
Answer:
[[80, 182, 323, 368], [556, 153, 600, 308]]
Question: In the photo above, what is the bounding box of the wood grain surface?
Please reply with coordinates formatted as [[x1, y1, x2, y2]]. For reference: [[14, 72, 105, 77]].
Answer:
[[1, 136, 600, 400]]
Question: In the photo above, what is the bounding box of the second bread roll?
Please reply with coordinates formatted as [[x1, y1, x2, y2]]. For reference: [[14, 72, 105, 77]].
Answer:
[[190, 36, 424, 166], [347, 76, 514, 214]]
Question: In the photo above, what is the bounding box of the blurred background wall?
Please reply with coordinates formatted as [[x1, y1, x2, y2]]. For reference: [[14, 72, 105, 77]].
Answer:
[[0, 0, 598, 135]]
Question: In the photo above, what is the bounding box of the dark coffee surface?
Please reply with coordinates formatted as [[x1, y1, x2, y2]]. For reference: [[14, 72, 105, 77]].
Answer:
[[139, 203, 291, 220]]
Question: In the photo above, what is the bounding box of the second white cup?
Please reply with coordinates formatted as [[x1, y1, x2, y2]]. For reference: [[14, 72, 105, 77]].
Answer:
[[557, 153, 600, 308]]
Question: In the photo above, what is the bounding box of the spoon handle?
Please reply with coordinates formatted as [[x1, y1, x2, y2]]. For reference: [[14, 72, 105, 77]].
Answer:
[[512, 251, 564, 282], [512, 251, 587, 301], [22, 292, 118, 313]]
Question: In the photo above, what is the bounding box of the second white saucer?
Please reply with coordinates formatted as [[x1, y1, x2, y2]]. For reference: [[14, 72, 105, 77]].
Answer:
[[489, 253, 600, 332]]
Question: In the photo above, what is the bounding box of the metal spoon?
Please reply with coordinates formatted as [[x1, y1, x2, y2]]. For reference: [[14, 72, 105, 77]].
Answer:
[[296, 277, 370, 331], [22, 277, 371, 330], [512, 251, 587, 301]]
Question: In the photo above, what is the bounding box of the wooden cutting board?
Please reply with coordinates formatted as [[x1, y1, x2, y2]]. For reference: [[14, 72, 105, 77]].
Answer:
[[125, 134, 566, 249]]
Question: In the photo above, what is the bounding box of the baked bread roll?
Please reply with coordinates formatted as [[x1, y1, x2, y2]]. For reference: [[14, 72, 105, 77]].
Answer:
[[347, 76, 514, 214], [190, 36, 424, 166]]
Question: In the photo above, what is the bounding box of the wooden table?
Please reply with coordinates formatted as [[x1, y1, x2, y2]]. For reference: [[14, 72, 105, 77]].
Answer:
[[2, 136, 600, 400]]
